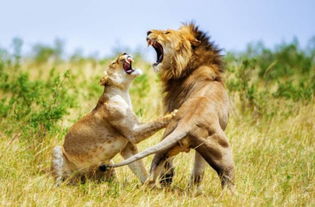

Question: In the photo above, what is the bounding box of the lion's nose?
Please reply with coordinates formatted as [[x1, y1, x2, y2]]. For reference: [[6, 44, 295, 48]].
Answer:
[[147, 31, 152, 36]]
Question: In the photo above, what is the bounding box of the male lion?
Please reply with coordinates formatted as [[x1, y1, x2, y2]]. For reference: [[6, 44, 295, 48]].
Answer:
[[107, 24, 235, 193], [51, 53, 177, 185]]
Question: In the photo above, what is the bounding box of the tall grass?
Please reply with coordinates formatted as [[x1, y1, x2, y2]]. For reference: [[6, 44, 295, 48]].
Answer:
[[0, 39, 314, 206]]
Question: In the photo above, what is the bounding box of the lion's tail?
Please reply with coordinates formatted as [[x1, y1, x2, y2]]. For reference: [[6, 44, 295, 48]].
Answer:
[[107, 127, 188, 168]]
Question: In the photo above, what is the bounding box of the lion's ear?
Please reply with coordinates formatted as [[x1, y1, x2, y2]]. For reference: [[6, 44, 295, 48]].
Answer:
[[100, 71, 109, 86], [191, 39, 201, 47]]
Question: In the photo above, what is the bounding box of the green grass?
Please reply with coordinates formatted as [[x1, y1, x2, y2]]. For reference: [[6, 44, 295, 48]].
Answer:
[[0, 40, 314, 206]]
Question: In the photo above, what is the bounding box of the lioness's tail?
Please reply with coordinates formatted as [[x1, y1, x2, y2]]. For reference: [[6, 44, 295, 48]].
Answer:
[[51, 146, 65, 186], [107, 128, 188, 168]]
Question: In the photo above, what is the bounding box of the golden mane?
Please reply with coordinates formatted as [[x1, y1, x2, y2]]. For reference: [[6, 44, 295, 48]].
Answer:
[[160, 23, 224, 112]]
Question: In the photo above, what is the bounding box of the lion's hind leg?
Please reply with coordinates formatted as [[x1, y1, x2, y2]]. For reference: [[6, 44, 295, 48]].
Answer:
[[189, 151, 207, 194], [159, 158, 175, 187], [148, 145, 184, 188], [146, 152, 169, 187], [193, 130, 235, 193]]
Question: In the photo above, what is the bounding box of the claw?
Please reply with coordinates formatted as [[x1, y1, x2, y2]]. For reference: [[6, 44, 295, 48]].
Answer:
[[172, 109, 178, 117]]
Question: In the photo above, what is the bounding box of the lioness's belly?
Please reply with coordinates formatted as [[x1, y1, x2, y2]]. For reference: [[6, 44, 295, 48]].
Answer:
[[64, 135, 128, 170]]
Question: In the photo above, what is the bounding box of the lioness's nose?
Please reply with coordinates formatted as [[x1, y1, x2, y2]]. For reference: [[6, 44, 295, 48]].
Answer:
[[147, 31, 152, 36]]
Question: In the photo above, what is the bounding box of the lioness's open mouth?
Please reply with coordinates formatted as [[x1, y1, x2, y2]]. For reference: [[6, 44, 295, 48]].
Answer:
[[123, 56, 135, 74], [147, 39, 164, 66]]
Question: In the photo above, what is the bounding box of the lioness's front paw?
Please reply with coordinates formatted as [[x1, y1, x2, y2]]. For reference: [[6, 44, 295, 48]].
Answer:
[[99, 76, 108, 86], [170, 109, 178, 117]]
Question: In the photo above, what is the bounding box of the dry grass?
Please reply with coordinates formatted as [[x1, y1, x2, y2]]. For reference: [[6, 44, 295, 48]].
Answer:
[[0, 60, 314, 207]]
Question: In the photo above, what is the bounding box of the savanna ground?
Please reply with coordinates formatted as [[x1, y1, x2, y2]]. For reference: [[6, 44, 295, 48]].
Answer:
[[0, 39, 314, 206]]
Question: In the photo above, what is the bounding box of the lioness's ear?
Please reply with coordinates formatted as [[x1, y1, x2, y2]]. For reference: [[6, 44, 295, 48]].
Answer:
[[100, 71, 109, 86]]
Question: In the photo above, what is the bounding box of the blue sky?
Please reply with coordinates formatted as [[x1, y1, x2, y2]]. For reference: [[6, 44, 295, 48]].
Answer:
[[1, 0, 314, 58]]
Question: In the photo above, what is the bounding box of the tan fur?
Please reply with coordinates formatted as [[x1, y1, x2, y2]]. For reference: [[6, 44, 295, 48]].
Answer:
[[108, 24, 235, 193], [51, 53, 177, 185]]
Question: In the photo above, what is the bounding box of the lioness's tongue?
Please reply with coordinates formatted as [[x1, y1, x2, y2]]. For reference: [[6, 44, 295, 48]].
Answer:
[[123, 63, 133, 74], [126, 69, 133, 74]]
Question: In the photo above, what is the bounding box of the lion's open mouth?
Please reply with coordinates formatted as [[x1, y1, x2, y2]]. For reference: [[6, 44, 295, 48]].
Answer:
[[148, 39, 164, 66], [123, 56, 134, 74]]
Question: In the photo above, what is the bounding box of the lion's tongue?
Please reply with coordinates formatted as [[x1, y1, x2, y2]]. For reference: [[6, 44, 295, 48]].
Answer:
[[152, 42, 163, 64]]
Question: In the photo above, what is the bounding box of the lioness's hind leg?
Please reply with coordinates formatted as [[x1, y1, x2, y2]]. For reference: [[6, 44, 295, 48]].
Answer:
[[92, 163, 116, 182], [51, 146, 71, 186]]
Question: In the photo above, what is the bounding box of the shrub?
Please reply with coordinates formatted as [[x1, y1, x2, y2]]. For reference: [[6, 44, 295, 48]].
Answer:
[[0, 64, 76, 138]]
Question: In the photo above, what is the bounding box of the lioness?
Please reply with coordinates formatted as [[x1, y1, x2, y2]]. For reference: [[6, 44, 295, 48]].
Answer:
[[51, 53, 177, 185], [107, 24, 235, 193]]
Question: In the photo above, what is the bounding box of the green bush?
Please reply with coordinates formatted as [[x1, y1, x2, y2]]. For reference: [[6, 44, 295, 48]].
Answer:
[[0, 63, 75, 137], [273, 80, 314, 101], [225, 38, 315, 117]]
